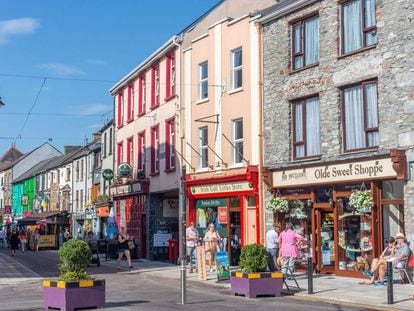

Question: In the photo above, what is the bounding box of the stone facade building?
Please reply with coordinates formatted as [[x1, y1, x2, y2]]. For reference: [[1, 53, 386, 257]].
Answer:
[[259, 0, 414, 276]]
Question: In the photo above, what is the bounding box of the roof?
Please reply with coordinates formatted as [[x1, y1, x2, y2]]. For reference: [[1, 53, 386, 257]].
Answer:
[[13, 158, 54, 183], [0, 146, 23, 166], [98, 119, 114, 133], [257, 0, 321, 24]]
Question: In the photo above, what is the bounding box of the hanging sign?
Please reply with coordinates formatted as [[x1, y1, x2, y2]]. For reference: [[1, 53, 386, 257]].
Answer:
[[196, 198, 227, 208], [102, 169, 114, 181], [118, 163, 132, 178], [218, 207, 227, 224]]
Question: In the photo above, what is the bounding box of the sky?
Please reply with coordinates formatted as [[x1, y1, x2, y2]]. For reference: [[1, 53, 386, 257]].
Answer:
[[0, 0, 220, 155]]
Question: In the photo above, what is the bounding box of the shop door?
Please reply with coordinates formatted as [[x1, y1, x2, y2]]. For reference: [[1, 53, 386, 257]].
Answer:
[[229, 211, 241, 266], [314, 208, 335, 273], [141, 214, 146, 259]]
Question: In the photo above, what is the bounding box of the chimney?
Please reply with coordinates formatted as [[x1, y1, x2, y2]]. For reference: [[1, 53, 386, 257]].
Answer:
[[92, 132, 102, 142], [64, 146, 82, 155]]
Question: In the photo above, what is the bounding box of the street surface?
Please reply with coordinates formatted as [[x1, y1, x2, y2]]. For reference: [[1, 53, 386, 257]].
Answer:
[[0, 248, 379, 311]]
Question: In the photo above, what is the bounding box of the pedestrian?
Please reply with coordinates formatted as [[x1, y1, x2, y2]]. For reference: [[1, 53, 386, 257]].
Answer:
[[204, 223, 221, 273], [278, 222, 302, 279], [10, 227, 19, 256], [19, 229, 27, 252], [116, 227, 132, 270], [0, 229, 5, 248], [64, 227, 71, 241], [266, 223, 281, 272], [6, 230, 11, 249], [186, 221, 199, 273], [33, 230, 40, 252]]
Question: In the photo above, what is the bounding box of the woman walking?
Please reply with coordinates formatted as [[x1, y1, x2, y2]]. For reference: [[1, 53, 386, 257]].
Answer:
[[10, 227, 19, 256], [19, 229, 27, 252], [204, 223, 221, 272], [116, 227, 133, 270]]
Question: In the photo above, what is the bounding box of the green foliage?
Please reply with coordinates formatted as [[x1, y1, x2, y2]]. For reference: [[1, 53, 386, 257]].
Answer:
[[93, 194, 110, 204], [58, 239, 92, 281], [266, 197, 289, 213], [349, 190, 374, 213], [239, 244, 268, 273]]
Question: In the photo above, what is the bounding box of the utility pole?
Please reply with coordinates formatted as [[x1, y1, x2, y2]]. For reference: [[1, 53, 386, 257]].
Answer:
[[179, 165, 187, 304]]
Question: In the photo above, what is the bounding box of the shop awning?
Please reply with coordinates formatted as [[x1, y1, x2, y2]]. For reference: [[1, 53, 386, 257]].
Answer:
[[196, 198, 227, 208], [17, 211, 66, 226]]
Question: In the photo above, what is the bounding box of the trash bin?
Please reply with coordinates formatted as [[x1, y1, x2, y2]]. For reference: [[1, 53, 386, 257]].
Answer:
[[168, 239, 179, 264]]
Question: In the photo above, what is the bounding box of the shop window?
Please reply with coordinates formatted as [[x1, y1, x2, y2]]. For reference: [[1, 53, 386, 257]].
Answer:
[[382, 204, 404, 241], [382, 180, 404, 200], [337, 197, 373, 271], [196, 206, 228, 239], [292, 15, 320, 70], [314, 186, 333, 203], [229, 196, 240, 208], [341, 0, 377, 55], [246, 196, 256, 207]]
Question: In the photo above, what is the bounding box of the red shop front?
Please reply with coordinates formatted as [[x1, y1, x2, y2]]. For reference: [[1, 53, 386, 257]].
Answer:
[[186, 166, 259, 266], [110, 181, 149, 259]]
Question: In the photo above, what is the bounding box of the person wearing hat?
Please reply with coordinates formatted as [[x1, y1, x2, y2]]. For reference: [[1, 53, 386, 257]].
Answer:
[[375, 233, 410, 287], [266, 223, 281, 272], [360, 237, 395, 285]]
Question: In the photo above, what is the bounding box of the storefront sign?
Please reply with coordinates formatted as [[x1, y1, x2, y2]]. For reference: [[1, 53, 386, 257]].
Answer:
[[197, 246, 207, 281], [110, 182, 144, 197], [21, 194, 29, 206], [4, 206, 11, 215], [191, 182, 253, 195], [50, 183, 59, 211], [39, 235, 56, 248], [162, 199, 179, 218], [215, 251, 230, 281], [102, 168, 114, 181], [154, 233, 172, 247], [96, 206, 110, 217], [218, 207, 227, 224], [273, 158, 397, 187], [118, 163, 132, 178], [196, 198, 227, 208]]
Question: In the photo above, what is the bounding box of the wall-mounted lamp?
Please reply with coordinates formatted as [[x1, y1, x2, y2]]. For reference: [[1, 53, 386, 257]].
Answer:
[[306, 199, 312, 209], [329, 198, 335, 208]]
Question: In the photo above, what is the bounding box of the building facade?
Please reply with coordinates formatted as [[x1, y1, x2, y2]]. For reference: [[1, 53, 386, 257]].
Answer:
[[260, 0, 414, 276]]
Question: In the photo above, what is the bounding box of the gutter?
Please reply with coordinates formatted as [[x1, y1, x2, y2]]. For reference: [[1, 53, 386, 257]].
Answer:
[[109, 35, 182, 94]]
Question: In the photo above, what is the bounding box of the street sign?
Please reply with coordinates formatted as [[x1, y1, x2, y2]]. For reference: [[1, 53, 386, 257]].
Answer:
[[102, 168, 114, 181], [118, 163, 132, 178]]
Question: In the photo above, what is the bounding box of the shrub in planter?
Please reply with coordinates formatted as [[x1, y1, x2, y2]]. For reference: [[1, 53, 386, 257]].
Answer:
[[43, 239, 105, 311], [231, 244, 283, 298]]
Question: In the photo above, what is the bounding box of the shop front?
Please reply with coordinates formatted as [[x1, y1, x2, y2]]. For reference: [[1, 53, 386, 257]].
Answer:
[[186, 166, 259, 266], [268, 150, 406, 277], [110, 180, 149, 258]]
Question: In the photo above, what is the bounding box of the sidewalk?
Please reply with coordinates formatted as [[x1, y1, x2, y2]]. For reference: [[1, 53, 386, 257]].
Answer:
[[102, 258, 414, 311]]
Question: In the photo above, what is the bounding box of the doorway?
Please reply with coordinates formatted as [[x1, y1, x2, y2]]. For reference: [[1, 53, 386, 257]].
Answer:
[[229, 211, 241, 266], [314, 208, 335, 273]]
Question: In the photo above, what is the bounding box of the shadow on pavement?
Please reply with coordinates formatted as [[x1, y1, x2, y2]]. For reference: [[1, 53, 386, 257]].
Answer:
[[104, 299, 150, 307], [185, 299, 226, 305]]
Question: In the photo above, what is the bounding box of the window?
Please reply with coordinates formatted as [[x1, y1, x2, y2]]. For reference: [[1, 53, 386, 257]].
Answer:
[[80, 189, 83, 210], [199, 127, 208, 169], [127, 83, 134, 122], [166, 52, 176, 99], [198, 61, 208, 100], [103, 132, 107, 157], [75, 190, 79, 210], [231, 48, 242, 90], [165, 118, 176, 171], [342, 81, 378, 151], [151, 125, 160, 174], [342, 0, 377, 54], [109, 128, 113, 155], [292, 15, 320, 70], [151, 65, 160, 108], [80, 159, 84, 181], [117, 92, 124, 127], [138, 75, 146, 116], [66, 167, 71, 182], [127, 137, 134, 165], [293, 96, 321, 158], [232, 119, 243, 164], [117, 142, 123, 167], [138, 131, 145, 171]]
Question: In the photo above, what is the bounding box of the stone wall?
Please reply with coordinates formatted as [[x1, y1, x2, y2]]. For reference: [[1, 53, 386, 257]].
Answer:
[[262, 0, 414, 234]]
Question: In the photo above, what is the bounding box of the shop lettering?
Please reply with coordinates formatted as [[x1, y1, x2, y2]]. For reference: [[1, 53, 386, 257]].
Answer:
[[192, 182, 251, 194], [314, 163, 384, 179]]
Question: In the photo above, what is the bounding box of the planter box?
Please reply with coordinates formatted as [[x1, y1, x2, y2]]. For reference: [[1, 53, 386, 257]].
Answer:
[[231, 271, 283, 298], [43, 279, 105, 311]]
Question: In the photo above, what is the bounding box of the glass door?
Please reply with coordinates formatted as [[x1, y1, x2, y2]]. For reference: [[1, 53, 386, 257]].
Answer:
[[315, 209, 335, 272]]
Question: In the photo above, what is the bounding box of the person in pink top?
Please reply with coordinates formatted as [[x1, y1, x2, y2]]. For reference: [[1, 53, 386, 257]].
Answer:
[[278, 222, 302, 278]]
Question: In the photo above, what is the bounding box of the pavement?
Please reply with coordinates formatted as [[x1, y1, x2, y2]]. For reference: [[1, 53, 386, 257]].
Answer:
[[0, 248, 413, 310]]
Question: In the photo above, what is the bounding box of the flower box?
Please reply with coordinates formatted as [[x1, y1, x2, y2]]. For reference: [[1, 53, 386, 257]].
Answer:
[[230, 271, 283, 298]]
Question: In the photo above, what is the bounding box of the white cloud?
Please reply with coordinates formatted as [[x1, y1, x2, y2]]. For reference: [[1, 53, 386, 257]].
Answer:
[[0, 18, 40, 44], [87, 59, 107, 65], [68, 104, 112, 115], [38, 63, 85, 76]]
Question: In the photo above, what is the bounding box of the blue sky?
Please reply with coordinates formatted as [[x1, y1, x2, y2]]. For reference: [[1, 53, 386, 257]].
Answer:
[[0, 0, 219, 155]]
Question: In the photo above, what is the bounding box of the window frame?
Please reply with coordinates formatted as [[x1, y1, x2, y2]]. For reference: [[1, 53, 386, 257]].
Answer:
[[291, 13, 320, 71], [117, 141, 123, 167], [127, 83, 134, 123], [198, 126, 209, 169], [198, 61, 208, 101], [126, 136, 134, 166], [340, 0, 378, 56], [137, 130, 146, 172], [165, 117, 176, 172], [165, 51, 176, 100], [117, 91, 124, 128], [292, 95, 321, 160], [341, 79, 379, 152], [232, 118, 244, 165], [138, 74, 146, 116], [230, 47, 243, 90], [151, 64, 160, 109], [150, 124, 160, 175]]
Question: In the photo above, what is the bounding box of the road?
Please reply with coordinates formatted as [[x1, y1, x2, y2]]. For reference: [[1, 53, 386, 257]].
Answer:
[[0, 248, 378, 311]]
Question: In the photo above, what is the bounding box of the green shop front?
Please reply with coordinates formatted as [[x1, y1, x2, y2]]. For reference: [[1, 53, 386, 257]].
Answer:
[[268, 150, 406, 277]]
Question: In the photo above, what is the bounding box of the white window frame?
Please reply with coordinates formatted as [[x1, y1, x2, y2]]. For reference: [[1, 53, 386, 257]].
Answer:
[[198, 61, 208, 101], [231, 48, 242, 90], [199, 127, 208, 169], [232, 119, 244, 165]]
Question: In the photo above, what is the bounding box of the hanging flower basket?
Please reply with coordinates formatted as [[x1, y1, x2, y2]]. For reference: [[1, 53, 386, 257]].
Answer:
[[349, 190, 374, 213], [266, 197, 289, 214]]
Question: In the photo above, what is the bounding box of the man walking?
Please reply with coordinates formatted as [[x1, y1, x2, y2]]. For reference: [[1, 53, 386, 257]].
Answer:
[[186, 221, 199, 273], [266, 224, 281, 271], [0, 229, 5, 248], [278, 222, 302, 279]]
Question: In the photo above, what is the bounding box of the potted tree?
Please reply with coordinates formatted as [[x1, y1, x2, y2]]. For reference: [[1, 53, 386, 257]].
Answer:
[[43, 239, 105, 311], [231, 244, 283, 298]]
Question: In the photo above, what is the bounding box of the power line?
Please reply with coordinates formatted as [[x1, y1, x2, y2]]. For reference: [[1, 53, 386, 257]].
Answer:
[[0, 73, 116, 83], [0, 112, 110, 117]]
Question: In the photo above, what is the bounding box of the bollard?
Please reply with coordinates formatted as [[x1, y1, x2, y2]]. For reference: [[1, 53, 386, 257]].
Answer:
[[180, 257, 187, 304], [386, 261, 393, 304], [307, 256, 313, 294]]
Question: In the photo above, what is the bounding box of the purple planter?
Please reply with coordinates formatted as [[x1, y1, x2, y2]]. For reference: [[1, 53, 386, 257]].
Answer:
[[230, 272, 283, 298], [43, 279, 105, 311]]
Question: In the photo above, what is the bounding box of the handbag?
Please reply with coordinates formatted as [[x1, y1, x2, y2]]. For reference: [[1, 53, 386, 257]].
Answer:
[[128, 240, 135, 250], [407, 254, 414, 269]]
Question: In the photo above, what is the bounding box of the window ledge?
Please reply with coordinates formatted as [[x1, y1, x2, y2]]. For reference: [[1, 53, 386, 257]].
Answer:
[[289, 63, 319, 75], [150, 172, 160, 177], [196, 168, 209, 173], [341, 146, 379, 155], [150, 104, 160, 111], [338, 45, 377, 60], [137, 111, 146, 118], [291, 156, 321, 163], [229, 163, 245, 169], [228, 87, 243, 95], [196, 98, 209, 105], [126, 117, 134, 124], [164, 167, 176, 173], [165, 94, 177, 103]]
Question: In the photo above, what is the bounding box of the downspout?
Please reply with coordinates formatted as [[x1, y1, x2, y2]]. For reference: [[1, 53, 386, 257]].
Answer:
[[256, 22, 266, 244]]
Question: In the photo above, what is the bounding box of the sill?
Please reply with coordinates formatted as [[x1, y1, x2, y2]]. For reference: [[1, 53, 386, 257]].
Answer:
[[291, 156, 321, 163], [338, 45, 377, 60], [137, 111, 146, 118], [229, 163, 245, 168], [164, 94, 177, 103], [150, 104, 160, 110], [342, 146, 378, 155], [150, 171, 160, 176], [196, 167, 209, 173], [289, 63, 319, 75], [228, 87, 243, 95], [164, 167, 176, 173], [117, 124, 124, 129], [196, 98, 209, 105], [126, 117, 134, 124]]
